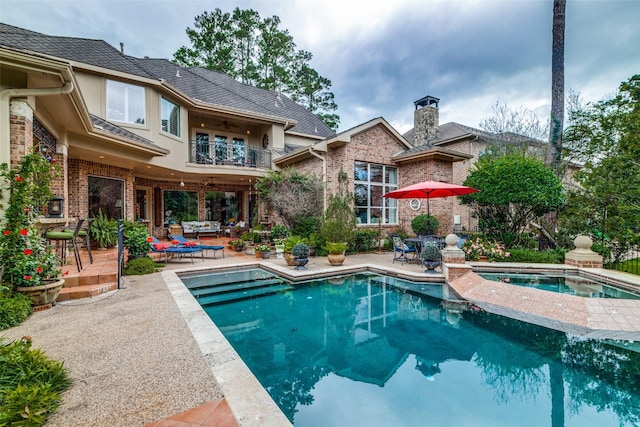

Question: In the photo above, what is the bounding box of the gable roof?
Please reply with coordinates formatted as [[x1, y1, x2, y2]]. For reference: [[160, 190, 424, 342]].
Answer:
[[403, 121, 541, 148], [0, 23, 335, 139]]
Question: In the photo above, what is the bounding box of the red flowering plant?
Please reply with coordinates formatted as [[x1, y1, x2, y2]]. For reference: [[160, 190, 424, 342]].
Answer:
[[0, 152, 62, 288]]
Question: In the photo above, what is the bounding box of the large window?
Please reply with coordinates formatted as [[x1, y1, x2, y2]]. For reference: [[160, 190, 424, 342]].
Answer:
[[161, 97, 180, 136], [354, 161, 398, 225], [164, 191, 198, 225], [107, 80, 145, 124], [88, 176, 125, 219]]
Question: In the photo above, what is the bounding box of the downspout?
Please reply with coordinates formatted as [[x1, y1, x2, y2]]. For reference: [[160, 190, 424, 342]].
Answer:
[[0, 81, 74, 166], [308, 147, 327, 213], [0, 81, 74, 216]]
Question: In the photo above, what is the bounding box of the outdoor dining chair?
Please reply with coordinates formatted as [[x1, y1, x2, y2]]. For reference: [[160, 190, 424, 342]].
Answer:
[[391, 234, 418, 265]]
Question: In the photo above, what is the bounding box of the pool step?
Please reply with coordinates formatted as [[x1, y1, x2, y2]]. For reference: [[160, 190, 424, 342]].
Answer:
[[190, 277, 286, 297], [195, 283, 294, 306], [180, 268, 275, 289]]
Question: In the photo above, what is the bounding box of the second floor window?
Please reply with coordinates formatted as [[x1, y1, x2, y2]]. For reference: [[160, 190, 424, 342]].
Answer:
[[161, 97, 180, 136], [107, 80, 145, 125]]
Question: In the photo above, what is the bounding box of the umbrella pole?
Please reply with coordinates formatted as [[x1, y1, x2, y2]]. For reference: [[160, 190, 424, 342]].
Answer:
[[427, 198, 431, 235]]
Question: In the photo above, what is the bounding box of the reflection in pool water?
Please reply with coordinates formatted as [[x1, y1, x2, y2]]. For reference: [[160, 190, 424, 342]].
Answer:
[[194, 272, 640, 426], [478, 272, 640, 299]]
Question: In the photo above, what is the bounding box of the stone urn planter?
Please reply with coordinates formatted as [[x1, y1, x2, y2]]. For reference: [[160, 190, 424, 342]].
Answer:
[[292, 243, 310, 270], [327, 253, 346, 266], [17, 279, 65, 306], [284, 252, 296, 266], [326, 242, 347, 266]]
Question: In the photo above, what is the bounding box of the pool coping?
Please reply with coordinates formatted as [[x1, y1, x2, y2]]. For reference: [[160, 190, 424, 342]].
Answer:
[[163, 261, 640, 426]]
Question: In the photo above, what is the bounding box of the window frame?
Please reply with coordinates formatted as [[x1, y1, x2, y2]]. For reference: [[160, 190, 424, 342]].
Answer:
[[161, 96, 181, 137], [354, 161, 398, 225], [106, 79, 146, 125]]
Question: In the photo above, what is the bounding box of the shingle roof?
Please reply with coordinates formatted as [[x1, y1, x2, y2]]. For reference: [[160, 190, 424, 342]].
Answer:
[[0, 23, 335, 139], [89, 114, 162, 149], [402, 121, 527, 152]]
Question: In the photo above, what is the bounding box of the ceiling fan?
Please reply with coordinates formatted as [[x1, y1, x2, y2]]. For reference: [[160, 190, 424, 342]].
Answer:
[[213, 120, 239, 130]]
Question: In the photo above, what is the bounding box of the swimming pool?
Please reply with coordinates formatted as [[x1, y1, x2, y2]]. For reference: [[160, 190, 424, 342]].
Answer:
[[185, 269, 640, 426], [478, 271, 640, 299]]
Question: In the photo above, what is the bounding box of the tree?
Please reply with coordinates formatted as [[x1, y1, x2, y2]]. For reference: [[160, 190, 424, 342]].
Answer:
[[560, 75, 640, 263], [255, 168, 323, 231], [546, 0, 567, 173], [479, 101, 549, 141], [321, 169, 356, 245], [479, 101, 549, 159], [173, 8, 340, 131], [460, 154, 565, 247]]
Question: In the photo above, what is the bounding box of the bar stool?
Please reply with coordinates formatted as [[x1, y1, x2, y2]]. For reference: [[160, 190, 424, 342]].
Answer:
[[45, 219, 85, 272], [65, 219, 92, 264]]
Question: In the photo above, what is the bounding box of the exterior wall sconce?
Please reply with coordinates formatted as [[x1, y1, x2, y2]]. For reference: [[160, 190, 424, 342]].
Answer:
[[47, 195, 64, 218]]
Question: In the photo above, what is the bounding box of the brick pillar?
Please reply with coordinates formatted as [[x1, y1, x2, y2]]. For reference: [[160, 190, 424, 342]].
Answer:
[[564, 235, 603, 268], [440, 234, 473, 283], [9, 99, 34, 167]]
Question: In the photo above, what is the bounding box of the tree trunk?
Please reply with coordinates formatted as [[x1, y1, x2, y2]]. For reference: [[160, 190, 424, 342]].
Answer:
[[546, 0, 566, 174]]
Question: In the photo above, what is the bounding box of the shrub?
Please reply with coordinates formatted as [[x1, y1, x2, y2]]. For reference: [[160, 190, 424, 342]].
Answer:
[[461, 237, 511, 261], [292, 243, 310, 258], [291, 215, 321, 238], [353, 229, 378, 252], [0, 337, 71, 425], [283, 235, 305, 252], [420, 243, 441, 261], [505, 248, 566, 264], [269, 224, 290, 240], [411, 214, 439, 235], [90, 208, 118, 249], [123, 257, 163, 275], [124, 222, 150, 258], [0, 286, 32, 330], [325, 241, 347, 254]]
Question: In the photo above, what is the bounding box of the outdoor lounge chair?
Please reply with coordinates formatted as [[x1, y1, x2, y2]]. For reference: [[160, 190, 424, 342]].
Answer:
[[149, 236, 204, 263], [391, 234, 418, 265], [168, 234, 225, 259]]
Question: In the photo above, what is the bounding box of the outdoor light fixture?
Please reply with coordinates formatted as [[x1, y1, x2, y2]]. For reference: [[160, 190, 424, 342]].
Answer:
[[47, 195, 64, 218], [179, 180, 185, 187]]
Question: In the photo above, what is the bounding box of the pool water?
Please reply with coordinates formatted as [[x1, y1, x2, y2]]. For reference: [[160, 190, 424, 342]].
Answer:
[[478, 272, 640, 299], [193, 271, 640, 426]]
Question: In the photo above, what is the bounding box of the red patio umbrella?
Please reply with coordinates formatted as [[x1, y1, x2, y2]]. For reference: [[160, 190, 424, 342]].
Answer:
[[383, 180, 480, 233]]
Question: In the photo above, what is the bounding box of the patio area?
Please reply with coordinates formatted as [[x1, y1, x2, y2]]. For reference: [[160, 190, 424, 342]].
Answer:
[[3, 237, 640, 426]]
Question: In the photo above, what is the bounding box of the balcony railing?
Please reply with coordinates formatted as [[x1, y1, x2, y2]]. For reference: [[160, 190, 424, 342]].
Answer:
[[189, 140, 272, 169]]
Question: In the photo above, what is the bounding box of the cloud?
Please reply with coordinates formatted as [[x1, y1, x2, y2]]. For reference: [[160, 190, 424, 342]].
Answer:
[[2, 0, 639, 134]]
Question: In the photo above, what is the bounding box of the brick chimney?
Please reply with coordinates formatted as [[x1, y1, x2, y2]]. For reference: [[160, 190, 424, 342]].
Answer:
[[413, 95, 440, 146]]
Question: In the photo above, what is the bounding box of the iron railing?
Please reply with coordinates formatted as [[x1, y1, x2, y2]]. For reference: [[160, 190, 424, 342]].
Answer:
[[189, 140, 272, 169]]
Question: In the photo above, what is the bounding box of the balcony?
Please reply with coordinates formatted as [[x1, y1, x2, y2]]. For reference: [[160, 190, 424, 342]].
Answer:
[[189, 140, 272, 169]]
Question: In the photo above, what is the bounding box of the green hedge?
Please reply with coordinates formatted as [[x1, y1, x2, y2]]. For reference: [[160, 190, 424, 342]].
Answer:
[[504, 248, 567, 264]]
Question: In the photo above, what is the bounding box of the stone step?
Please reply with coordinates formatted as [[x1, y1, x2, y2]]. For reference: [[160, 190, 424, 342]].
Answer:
[[56, 282, 118, 301]]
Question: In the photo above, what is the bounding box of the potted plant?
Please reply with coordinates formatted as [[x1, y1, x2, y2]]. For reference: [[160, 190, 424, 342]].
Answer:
[[325, 241, 347, 266], [321, 169, 355, 266], [308, 232, 321, 256], [274, 238, 285, 259], [292, 243, 310, 270], [269, 224, 290, 240], [420, 242, 441, 273], [124, 221, 151, 259], [229, 239, 244, 251], [256, 244, 271, 259], [283, 235, 304, 266], [0, 152, 64, 306], [90, 208, 117, 249]]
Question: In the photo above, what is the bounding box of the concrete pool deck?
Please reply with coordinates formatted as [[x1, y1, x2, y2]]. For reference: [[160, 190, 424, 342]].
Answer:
[[3, 244, 640, 426]]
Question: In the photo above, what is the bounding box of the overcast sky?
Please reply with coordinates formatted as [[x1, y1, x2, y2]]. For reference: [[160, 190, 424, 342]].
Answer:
[[2, 0, 639, 134]]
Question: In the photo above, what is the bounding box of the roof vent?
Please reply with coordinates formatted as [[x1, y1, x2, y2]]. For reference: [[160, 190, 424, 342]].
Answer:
[[176, 70, 181, 78]]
